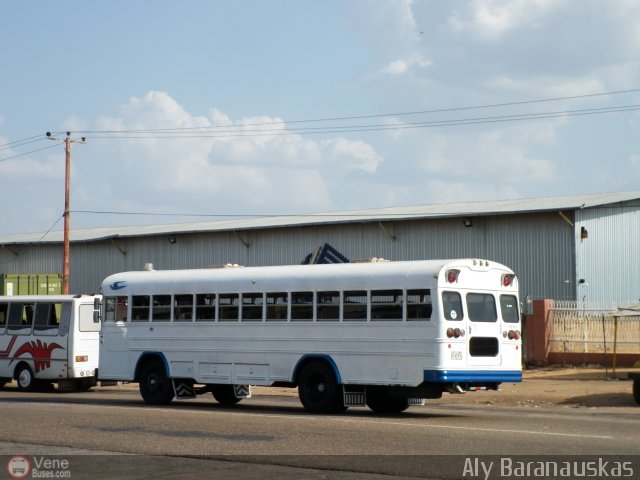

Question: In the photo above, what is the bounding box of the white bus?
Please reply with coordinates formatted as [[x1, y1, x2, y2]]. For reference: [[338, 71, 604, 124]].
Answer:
[[98, 259, 522, 413], [0, 295, 101, 391]]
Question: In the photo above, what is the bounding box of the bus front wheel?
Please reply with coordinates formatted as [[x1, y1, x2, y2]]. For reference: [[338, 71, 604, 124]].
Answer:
[[16, 364, 35, 392], [298, 361, 345, 413], [138, 359, 175, 405]]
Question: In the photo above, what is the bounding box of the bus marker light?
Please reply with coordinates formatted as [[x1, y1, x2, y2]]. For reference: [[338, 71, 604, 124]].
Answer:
[[446, 269, 460, 283], [75, 355, 88, 362], [501, 274, 515, 287]]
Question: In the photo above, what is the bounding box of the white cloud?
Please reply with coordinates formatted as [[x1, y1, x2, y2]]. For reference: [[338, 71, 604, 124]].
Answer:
[[449, 0, 562, 41], [379, 52, 431, 76], [324, 137, 384, 174], [80, 91, 382, 220]]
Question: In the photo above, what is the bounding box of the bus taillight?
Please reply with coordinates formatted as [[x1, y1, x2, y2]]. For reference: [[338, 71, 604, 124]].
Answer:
[[503, 330, 521, 340], [446, 269, 460, 283], [501, 274, 515, 287], [75, 355, 88, 362], [447, 327, 465, 338]]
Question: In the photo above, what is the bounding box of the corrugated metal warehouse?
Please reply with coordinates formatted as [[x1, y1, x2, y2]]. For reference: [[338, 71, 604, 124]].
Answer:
[[1, 191, 638, 305]]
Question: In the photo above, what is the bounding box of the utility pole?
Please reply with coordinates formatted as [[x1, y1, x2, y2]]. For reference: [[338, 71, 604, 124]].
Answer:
[[46, 131, 86, 294]]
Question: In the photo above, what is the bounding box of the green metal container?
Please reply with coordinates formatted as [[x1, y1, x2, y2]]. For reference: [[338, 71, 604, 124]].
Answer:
[[0, 273, 62, 295]]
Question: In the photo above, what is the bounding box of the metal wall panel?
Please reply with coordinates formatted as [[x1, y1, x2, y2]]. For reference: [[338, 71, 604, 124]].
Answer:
[[3, 205, 636, 304], [575, 202, 640, 305]]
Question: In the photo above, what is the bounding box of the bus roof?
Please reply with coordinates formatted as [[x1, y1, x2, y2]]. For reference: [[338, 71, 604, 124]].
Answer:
[[101, 259, 515, 295], [0, 294, 99, 302]]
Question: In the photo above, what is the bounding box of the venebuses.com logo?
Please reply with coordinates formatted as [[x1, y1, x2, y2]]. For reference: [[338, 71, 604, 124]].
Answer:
[[7, 455, 71, 479], [7, 456, 30, 479]]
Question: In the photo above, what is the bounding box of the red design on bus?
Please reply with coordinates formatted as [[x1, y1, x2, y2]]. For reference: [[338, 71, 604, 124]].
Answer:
[[13, 340, 63, 372]]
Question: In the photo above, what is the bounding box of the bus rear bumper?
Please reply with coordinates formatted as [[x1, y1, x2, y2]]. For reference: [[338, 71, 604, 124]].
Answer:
[[423, 369, 522, 384]]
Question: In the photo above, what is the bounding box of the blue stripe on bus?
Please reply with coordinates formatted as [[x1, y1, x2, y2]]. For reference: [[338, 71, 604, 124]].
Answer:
[[423, 370, 522, 383]]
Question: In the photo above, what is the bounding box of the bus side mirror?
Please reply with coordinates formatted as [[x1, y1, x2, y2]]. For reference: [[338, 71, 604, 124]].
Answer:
[[94, 298, 102, 323]]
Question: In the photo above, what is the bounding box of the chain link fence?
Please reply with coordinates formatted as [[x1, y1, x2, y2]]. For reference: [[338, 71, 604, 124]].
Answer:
[[549, 301, 640, 357]]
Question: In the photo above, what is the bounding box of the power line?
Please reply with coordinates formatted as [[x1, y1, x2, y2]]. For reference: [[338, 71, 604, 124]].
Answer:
[[77, 87, 640, 134], [0, 135, 46, 151], [3, 87, 640, 154], [83, 103, 640, 139], [0, 143, 60, 163]]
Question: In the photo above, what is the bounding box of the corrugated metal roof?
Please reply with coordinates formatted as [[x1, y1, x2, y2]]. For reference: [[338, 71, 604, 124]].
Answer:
[[2, 190, 639, 245]]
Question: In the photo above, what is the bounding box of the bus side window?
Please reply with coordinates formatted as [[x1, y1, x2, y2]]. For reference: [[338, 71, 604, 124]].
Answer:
[[407, 289, 432, 321], [34, 302, 60, 335], [58, 302, 71, 336], [343, 290, 367, 321], [152, 295, 171, 322], [104, 297, 127, 322], [317, 291, 339, 321], [131, 296, 150, 322], [442, 292, 463, 321], [219, 294, 239, 321], [266, 292, 288, 321], [0, 302, 7, 333], [7, 303, 34, 334], [291, 292, 313, 321], [371, 289, 403, 321], [195, 294, 216, 321], [241, 293, 263, 321], [174, 294, 194, 322]]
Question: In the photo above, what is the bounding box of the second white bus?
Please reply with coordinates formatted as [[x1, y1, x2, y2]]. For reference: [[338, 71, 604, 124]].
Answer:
[[98, 259, 522, 413], [0, 295, 101, 391]]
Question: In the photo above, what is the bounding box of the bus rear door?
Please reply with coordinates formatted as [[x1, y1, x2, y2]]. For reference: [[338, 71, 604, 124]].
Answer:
[[465, 292, 501, 367]]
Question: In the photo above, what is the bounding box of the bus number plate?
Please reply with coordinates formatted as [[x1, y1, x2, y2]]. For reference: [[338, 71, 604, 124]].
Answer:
[[451, 351, 463, 361]]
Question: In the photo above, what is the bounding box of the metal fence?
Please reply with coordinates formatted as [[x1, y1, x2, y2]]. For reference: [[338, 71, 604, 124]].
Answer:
[[548, 301, 640, 356]]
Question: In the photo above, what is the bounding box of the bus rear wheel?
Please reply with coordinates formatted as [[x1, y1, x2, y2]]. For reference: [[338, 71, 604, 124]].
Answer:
[[138, 359, 174, 405], [16, 364, 35, 392], [366, 387, 410, 414], [211, 385, 242, 405], [633, 380, 640, 405], [298, 361, 345, 413]]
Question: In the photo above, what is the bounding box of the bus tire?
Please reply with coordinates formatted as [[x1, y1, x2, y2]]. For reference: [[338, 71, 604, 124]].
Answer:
[[298, 361, 344, 413], [211, 385, 242, 405], [138, 359, 174, 405], [633, 380, 640, 405], [15, 364, 36, 392], [366, 387, 410, 414]]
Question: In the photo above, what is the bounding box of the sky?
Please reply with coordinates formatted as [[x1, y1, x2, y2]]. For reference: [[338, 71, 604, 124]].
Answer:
[[1, 0, 640, 236]]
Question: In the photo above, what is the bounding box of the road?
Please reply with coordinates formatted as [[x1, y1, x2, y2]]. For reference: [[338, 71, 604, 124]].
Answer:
[[0, 384, 638, 479]]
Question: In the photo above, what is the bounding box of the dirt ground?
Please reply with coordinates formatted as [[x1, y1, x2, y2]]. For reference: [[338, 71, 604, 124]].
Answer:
[[427, 366, 640, 411], [256, 366, 640, 412]]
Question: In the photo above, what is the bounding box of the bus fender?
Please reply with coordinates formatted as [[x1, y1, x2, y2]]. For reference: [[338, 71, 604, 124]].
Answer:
[[134, 352, 170, 381], [292, 354, 342, 385]]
